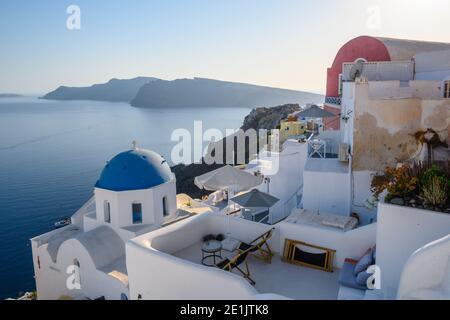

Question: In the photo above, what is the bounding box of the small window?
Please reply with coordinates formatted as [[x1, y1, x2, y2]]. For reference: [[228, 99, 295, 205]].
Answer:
[[162, 196, 169, 217], [132, 203, 142, 224], [444, 81, 450, 99], [338, 73, 343, 96], [104, 201, 111, 223]]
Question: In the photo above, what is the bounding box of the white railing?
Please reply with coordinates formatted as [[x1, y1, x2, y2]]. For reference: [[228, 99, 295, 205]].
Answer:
[[342, 61, 414, 82], [308, 139, 338, 159]]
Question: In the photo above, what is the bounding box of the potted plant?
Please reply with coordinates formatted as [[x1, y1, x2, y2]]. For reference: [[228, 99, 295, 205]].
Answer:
[[371, 161, 450, 213], [419, 165, 449, 210]]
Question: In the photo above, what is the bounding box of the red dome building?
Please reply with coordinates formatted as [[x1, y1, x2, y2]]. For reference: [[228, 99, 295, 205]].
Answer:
[[324, 36, 450, 130]]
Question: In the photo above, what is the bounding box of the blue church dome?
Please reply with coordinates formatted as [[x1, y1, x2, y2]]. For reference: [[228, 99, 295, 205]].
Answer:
[[95, 149, 173, 192]]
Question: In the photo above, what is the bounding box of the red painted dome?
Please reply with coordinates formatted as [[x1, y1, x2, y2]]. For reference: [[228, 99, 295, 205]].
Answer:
[[326, 36, 391, 97]]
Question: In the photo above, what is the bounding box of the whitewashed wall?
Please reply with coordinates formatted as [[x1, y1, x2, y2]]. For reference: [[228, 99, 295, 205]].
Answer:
[[246, 142, 307, 223], [415, 49, 450, 81], [376, 203, 450, 299], [302, 161, 351, 216], [31, 231, 128, 300], [351, 170, 378, 225]]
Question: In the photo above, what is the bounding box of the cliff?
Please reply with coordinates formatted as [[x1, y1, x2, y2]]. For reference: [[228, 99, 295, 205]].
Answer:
[[172, 104, 304, 198]]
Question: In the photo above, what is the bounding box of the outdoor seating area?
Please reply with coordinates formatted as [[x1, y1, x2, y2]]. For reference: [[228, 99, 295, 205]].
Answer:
[[187, 228, 275, 284], [129, 212, 344, 299], [173, 241, 341, 299]]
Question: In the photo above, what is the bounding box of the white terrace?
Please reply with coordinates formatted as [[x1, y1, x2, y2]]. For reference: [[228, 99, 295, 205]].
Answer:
[[126, 212, 377, 300]]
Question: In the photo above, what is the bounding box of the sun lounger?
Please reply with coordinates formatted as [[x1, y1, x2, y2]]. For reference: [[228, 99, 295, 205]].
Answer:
[[237, 228, 275, 263], [216, 247, 256, 285]]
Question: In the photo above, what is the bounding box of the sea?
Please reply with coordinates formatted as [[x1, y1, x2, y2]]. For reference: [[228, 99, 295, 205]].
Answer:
[[0, 96, 250, 299]]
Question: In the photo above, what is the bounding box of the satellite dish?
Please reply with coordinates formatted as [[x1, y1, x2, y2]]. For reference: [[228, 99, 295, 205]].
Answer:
[[349, 60, 365, 81]]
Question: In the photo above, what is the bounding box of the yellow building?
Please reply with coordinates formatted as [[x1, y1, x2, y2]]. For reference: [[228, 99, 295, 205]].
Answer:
[[280, 117, 307, 141]]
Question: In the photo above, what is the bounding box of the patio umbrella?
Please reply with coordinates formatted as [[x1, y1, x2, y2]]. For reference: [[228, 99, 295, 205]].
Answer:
[[194, 165, 263, 192], [230, 189, 279, 208], [296, 105, 336, 118]]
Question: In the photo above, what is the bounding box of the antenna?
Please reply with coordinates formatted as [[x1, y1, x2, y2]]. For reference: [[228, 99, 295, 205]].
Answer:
[[132, 140, 137, 150]]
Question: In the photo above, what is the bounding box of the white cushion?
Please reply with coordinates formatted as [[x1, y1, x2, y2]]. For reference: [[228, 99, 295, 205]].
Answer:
[[221, 238, 240, 252]]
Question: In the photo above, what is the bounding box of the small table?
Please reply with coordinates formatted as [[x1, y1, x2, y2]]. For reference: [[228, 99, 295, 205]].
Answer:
[[202, 240, 223, 267]]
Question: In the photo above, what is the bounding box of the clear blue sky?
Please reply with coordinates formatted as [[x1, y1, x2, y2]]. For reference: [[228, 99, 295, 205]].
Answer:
[[1, 0, 450, 94]]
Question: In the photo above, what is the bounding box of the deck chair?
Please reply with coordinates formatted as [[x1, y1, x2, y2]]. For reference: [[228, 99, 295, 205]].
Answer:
[[238, 228, 275, 263], [216, 248, 256, 285]]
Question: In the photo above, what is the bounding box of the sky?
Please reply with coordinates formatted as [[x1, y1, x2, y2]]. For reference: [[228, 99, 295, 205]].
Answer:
[[1, 0, 450, 95]]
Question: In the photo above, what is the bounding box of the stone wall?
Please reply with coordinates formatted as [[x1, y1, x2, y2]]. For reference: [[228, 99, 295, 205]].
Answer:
[[352, 81, 450, 172]]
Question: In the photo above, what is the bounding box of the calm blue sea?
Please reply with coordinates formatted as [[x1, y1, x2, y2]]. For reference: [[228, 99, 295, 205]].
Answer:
[[0, 96, 250, 299]]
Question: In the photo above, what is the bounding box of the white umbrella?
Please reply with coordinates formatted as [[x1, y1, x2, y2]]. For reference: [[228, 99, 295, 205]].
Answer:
[[195, 165, 264, 214], [194, 165, 263, 192]]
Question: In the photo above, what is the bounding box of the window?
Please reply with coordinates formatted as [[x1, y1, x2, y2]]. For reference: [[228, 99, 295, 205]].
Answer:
[[444, 81, 450, 99], [132, 203, 142, 224], [120, 293, 128, 300], [338, 73, 343, 96], [104, 201, 111, 223], [162, 196, 169, 217]]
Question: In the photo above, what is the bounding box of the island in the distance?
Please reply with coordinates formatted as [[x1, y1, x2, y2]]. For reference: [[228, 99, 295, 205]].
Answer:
[[131, 77, 322, 108], [0, 93, 22, 98], [42, 77, 323, 108], [41, 77, 158, 102]]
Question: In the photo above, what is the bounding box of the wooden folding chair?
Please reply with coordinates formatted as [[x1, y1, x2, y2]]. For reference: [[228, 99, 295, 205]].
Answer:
[[238, 228, 275, 263], [216, 248, 256, 285]]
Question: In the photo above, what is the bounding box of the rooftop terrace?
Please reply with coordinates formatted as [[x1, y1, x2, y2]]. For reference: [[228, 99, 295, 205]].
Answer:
[[127, 212, 376, 300], [173, 241, 340, 300]]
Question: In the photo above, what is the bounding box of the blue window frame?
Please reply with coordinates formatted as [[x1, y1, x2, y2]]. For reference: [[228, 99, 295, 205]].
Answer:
[[132, 203, 142, 224]]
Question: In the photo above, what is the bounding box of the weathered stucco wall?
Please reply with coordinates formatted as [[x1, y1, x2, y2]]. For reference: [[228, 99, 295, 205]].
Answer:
[[352, 82, 450, 171]]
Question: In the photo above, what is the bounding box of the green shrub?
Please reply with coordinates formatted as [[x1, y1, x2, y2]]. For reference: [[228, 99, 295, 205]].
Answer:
[[421, 176, 448, 207], [420, 165, 449, 189]]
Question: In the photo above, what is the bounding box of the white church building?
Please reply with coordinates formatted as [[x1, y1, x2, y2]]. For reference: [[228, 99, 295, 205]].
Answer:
[[31, 147, 183, 300]]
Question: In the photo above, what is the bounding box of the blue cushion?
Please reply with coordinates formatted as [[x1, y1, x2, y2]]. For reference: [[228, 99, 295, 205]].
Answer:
[[339, 262, 367, 291], [354, 251, 373, 275], [356, 270, 371, 286]]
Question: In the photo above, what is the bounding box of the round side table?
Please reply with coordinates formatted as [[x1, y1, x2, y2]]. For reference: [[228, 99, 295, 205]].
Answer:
[[202, 240, 223, 267]]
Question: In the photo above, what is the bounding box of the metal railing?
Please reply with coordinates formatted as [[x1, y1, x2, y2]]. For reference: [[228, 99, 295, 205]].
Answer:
[[325, 96, 342, 106]]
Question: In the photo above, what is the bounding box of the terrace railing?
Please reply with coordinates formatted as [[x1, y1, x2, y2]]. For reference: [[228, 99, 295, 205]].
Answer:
[[325, 96, 342, 106]]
